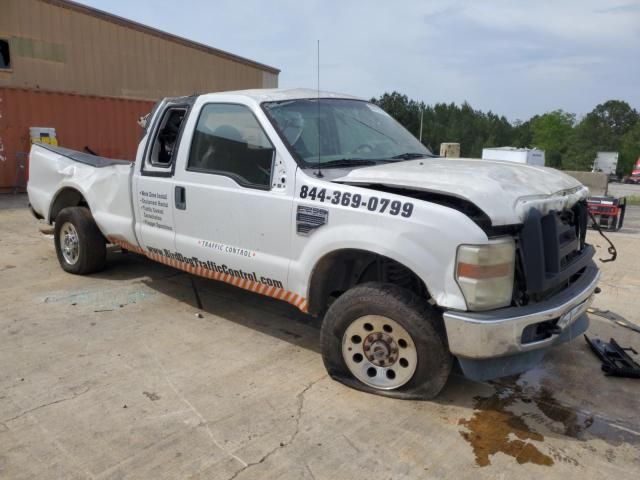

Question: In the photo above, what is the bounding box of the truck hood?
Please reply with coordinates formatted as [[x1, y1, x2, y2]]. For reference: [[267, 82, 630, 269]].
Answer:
[[332, 158, 589, 225]]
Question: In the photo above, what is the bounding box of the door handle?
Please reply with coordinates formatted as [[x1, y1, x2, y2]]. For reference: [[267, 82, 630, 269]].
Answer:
[[175, 186, 186, 210]]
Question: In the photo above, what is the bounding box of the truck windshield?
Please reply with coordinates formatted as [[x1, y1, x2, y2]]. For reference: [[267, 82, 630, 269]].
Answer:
[[262, 98, 432, 168]]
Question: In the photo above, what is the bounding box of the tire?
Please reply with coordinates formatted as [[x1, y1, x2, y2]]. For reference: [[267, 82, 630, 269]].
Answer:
[[54, 206, 106, 275], [320, 282, 452, 400]]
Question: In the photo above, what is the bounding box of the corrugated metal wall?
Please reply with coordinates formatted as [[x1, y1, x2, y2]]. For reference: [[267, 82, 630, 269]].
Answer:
[[0, 0, 280, 190], [0, 87, 154, 189], [0, 0, 279, 100]]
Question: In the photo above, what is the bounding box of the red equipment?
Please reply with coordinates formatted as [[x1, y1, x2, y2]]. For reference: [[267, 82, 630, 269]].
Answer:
[[587, 196, 626, 231], [625, 158, 640, 184]]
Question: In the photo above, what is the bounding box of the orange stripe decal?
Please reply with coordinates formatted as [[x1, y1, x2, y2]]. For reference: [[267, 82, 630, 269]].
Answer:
[[107, 237, 308, 313]]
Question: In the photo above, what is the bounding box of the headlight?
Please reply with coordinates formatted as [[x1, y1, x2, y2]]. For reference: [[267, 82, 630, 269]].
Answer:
[[455, 237, 515, 311]]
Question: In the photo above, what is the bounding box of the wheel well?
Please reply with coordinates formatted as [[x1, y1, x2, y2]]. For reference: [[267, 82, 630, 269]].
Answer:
[[307, 249, 429, 317], [49, 188, 88, 223]]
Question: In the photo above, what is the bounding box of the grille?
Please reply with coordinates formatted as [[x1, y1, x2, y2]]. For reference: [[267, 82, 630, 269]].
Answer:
[[517, 200, 594, 302]]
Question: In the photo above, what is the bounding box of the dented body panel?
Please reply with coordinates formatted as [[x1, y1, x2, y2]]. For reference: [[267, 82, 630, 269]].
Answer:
[[27, 145, 137, 245], [334, 158, 590, 226]]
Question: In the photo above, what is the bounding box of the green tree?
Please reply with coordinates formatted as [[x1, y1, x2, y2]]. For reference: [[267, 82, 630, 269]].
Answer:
[[371, 92, 638, 171], [371, 92, 423, 139], [620, 121, 640, 176], [530, 110, 575, 168], [511, 118, 534, 148], [564, 100, 639, 171], [372, 93, 515, 157]]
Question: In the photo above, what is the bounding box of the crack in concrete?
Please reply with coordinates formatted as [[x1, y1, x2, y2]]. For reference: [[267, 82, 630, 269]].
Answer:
[[1, 387, 91, 424], [226, 374, 327, 480], [305, 463, 317, 480], [143, 343, 248, 468], [341, 433, 360, 453]]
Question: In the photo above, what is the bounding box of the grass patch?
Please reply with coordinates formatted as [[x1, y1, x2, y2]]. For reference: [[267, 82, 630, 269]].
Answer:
[[626, 195, 640, 205]]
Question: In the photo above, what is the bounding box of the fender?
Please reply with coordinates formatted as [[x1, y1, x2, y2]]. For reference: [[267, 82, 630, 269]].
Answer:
[[289, 206, 489, 311]]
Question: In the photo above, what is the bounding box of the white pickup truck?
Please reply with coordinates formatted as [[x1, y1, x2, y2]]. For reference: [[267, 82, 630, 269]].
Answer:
[[28, 89, 600, 399]]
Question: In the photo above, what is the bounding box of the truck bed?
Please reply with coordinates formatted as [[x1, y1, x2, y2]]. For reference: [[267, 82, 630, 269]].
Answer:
[[27, 143, 138, 246], [35, 144, 132, 168]]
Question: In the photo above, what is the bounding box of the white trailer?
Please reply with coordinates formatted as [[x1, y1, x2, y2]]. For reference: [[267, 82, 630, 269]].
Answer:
[[592, 152, 618, 176], [482, 147, 545, 166]]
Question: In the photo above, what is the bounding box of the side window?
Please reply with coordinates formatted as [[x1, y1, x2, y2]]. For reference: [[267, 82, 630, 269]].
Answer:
[[148, 107, 186, 168], [0, 39, 10, 69], [188, 103, 275, 189]]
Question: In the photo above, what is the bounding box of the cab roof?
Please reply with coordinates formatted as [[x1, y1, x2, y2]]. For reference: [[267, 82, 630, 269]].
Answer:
[[198, 88, 363, 103]]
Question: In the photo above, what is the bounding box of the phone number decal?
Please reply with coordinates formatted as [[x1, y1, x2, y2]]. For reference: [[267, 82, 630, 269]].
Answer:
[[299, 185, 413, 218]]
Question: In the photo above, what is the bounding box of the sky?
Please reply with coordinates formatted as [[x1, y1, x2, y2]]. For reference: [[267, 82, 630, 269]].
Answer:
[[77, 0, 640, 121]]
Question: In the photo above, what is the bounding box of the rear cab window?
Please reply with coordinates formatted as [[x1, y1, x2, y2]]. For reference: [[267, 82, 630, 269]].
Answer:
[[146, 107, 187, 172]]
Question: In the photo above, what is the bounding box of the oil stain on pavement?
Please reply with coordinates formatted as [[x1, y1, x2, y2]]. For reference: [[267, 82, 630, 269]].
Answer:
[[458, 389, 554, 467], [458, 381, 640, 467]]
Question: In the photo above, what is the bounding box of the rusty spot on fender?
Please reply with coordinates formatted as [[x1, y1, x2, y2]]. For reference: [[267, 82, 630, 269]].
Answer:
[[458, 392, 554, 467]]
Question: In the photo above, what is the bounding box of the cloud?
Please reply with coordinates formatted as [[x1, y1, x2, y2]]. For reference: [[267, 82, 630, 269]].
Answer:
[[595, 2, 640, 14], [77, 0, 640, 120]]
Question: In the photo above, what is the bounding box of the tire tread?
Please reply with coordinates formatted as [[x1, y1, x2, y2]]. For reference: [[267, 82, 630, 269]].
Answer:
[[54, 207, 106, 275], [320, 282, 452, 400]]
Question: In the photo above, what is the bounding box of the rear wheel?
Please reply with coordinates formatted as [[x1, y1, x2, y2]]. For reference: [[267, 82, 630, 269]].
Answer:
[[54, 207, 106, 274], [320, 282, 452, 399]]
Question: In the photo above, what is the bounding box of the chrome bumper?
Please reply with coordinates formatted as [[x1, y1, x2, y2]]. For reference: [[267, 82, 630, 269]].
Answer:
[[442, 264, 600, 359]]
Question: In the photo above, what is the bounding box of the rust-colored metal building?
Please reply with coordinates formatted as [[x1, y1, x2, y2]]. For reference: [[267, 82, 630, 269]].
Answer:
[[0, 0, 279, 191]]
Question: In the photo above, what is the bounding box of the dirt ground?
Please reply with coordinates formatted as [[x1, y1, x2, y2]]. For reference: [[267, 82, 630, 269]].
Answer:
[[1, 194, 639, 479]]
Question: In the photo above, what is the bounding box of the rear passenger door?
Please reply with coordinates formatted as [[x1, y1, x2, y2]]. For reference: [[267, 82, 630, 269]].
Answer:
[[172, 102, 294, 297], [133, 103, 190, 252]]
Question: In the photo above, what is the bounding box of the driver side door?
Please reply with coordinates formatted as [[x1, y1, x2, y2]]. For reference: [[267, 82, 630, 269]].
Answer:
[[172, 102, 295, 304]]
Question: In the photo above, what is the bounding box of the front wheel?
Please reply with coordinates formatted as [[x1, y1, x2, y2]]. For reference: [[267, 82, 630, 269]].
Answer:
[[54, 207, 106, 275], [320, 282, 452, 399]]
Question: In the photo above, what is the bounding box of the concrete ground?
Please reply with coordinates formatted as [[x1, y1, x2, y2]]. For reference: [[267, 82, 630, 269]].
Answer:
[[1, 194, 639, 480]]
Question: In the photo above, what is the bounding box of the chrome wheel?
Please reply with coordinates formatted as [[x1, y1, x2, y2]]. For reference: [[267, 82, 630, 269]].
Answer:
[[342, 315, 418, 390], [60, 222, 80, 265]]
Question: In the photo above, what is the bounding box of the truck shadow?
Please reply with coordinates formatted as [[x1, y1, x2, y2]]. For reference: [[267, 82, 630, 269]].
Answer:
[[95, 247, 323, 352], [93, 248, 640, 465]]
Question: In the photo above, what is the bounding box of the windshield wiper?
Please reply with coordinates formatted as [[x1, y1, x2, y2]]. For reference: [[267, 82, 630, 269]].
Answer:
[[390, 152, 431, 160], [316, 158, 379, 168]]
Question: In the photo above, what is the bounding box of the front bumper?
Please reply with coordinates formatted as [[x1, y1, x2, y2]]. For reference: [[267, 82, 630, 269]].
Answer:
[[442, 263, 600, 360]]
